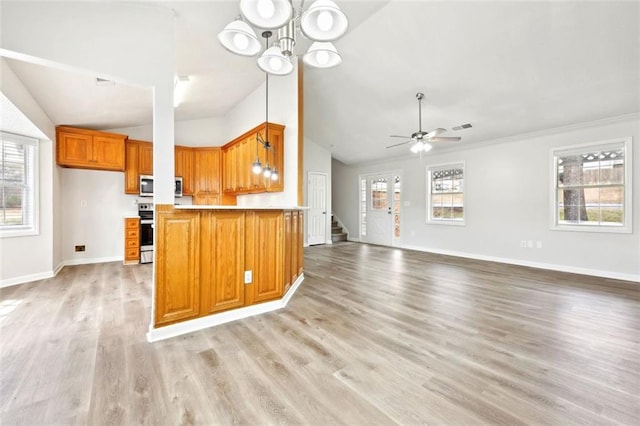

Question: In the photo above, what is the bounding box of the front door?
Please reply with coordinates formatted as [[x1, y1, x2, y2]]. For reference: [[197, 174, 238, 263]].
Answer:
[[366, 174, 393, 245], [308, 172, 327, 245]]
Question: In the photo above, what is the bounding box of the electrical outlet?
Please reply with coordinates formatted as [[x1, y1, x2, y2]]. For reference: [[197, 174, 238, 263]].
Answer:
[[520, 240, 527, 248], [244, 270, 252, 284], [80, 200, 87, 207], [75, 245, 86, 252]]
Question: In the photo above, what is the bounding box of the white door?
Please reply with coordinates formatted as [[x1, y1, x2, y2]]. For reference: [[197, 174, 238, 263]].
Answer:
[[308, 172, 327, 245], [366, 174, 393, 245]]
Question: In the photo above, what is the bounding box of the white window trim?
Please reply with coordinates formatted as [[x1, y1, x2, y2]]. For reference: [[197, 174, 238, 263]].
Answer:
[[0, 132, 39, 238], [426, 161, 466, 226], [549, 137, 632, 234]]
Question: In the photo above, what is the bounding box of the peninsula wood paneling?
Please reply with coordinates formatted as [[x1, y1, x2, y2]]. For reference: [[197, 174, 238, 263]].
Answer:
[[200, 211, 246, 314], [250, 211, 284, 303], [155, 206, 200, 326], [283, 211, 292, 293]]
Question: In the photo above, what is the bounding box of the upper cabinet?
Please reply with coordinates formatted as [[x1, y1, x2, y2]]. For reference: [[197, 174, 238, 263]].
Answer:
[[175, 145, 195, 196], [193, 147, 221, 205], [56, 126, 127, 171], [222, 122, 284, 196], [124, 139, 153, 194]]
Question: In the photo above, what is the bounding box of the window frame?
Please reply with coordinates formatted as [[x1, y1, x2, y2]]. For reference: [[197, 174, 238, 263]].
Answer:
[[0, 131, 39, 238], [550, 137, 632, 234], [426, 161, 466, 226]]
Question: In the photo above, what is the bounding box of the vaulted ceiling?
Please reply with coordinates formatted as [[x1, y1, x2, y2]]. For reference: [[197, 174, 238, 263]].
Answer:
[[3, 1, 639, 165]]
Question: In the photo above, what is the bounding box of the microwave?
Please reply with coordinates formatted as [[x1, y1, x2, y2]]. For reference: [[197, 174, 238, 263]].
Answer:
[[140, 175, 183, 197]]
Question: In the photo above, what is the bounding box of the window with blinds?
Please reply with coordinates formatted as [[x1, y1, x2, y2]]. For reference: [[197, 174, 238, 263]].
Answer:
[[1, 132, 38, 237], [551, 138, 632, 233], [427, 162, 465, 225]]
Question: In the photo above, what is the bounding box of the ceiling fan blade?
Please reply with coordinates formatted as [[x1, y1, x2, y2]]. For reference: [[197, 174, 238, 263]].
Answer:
[[426, 128, 446, 138], [386, 140, 412, 148], [389, 135, 411, 139], [429, 136, 461, 142]]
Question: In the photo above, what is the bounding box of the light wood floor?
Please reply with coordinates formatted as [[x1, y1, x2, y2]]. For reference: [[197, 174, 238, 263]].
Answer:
[[1, 242, 638, 425]]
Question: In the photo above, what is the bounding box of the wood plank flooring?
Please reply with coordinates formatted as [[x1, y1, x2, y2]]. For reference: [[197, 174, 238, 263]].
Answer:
[[1, 242, 638, 425]]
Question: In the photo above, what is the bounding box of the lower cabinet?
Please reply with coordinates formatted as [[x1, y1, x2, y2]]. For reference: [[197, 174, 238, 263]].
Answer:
[[155, 207, 201, 326], [124, 217, 140, 264], [153, 206, 303, 328], [200, 211, 246, 314]]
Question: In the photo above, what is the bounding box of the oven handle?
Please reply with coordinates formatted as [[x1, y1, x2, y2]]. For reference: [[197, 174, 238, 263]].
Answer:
[[141, 219, 154, 225]]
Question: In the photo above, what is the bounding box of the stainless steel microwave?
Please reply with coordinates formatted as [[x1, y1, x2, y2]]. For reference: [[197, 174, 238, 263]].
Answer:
[[140, 175, 183, 197]]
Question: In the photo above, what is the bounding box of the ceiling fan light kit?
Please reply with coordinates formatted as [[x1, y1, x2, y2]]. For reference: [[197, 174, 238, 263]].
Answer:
[[386, 92, 462, 154], [219, 0, 349, 75]]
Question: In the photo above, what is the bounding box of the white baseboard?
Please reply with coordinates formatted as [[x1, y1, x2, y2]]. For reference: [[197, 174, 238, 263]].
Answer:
[[63, 256, 122, 266], [0, 270, 55, 288], [146, 273, 305, 342], [402, 244, 639, 283], [0, 256, 124, 288]]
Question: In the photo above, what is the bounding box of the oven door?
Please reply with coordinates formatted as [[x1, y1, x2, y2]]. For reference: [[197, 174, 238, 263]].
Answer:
[[140, 219, 154, 263]]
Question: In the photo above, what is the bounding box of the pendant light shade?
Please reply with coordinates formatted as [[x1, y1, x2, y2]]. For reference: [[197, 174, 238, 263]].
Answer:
[[217, 19, 261, 56], [258, 45, 294, 75], [240, 0, 293, 30], [300, 0, 349, 41], [303, 42, 342, 68]]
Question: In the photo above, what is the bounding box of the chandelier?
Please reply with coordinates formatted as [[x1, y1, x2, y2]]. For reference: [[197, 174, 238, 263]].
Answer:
[[218, 0, 349, 75]]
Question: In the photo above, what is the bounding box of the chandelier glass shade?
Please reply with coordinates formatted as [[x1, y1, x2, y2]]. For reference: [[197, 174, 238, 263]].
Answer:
[[410, 141, 433, 154], [218, 0, 349, 75]]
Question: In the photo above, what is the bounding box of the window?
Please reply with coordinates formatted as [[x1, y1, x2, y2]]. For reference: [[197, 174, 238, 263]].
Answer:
[[371, 177, 388, 210], [1, 132, 38, 237], [552, 138, 631, 233], [427, 162, 465, 224]]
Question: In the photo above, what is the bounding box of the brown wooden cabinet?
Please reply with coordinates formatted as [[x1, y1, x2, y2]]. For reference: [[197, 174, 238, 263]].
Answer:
[[193, 148, 221, 205], [155, 207, 200, 326], [200, 211, 246, 314], [175, 145, 194, 196], [124, 217, 140, 265], [124, 139, 153, 194], [221, 122, 285, 197], [153, 206, 304, 328], [56, 126, 126, 171], [248, 210, 284, 304]]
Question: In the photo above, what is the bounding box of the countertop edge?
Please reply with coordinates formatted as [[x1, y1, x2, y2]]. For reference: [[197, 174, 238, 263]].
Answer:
[[174, 205, 309, 210]]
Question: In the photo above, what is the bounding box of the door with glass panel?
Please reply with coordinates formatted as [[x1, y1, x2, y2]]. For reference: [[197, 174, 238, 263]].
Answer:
[[363, 173, 401, 246]]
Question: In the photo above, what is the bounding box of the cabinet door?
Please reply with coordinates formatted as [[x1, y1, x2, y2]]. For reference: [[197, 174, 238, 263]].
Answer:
[[194, 148, 221, 194], [138, 142, 153, 175], [200, 211, 245, 314], [297, 210, 304, 275], [193, 193, 219, 205], [92, 135, 125, 171], [248, 133, 267, 192], [124, 141, 140, 194], [236, 140, 250, 193], [265, 124, 284, 192], [291, 210, 299, 283], [155, 208, 200, 326], [251, 211, 284, 303], [283, 211, 292, 293], [175, 146, 194, 195], [57, 131, 92, 166]]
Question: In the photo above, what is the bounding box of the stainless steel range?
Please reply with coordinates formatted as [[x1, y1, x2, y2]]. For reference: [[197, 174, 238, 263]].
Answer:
[[138, 203, 154, 264]]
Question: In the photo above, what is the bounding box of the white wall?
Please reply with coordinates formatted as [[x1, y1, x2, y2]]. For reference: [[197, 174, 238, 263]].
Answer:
[[108, 116, 227, 147], [333, 115, 640, 281], [304, 138, 332, 244], [0, 58, 58, 286]]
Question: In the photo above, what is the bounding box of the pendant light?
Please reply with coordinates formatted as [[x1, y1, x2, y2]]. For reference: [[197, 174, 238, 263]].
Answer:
[[253, 59, 278, 182]]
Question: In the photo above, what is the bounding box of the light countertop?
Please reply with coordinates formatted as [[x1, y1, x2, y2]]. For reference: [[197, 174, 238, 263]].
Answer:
[[174, 205, 308, 210]]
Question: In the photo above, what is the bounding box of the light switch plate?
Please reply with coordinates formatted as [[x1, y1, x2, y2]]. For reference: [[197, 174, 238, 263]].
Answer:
[[244, 270, 252, 284]]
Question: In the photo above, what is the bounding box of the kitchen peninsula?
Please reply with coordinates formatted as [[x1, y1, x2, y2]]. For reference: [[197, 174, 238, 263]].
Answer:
[[148, 204, 305, 342]]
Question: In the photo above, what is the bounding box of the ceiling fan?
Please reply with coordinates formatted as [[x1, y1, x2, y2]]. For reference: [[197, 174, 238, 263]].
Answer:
[[386, 92, 461, 153]]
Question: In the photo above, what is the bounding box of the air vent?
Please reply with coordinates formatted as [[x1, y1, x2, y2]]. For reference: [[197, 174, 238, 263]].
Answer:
[[95, 77, 115, 86], [452, 123, 472, 131]]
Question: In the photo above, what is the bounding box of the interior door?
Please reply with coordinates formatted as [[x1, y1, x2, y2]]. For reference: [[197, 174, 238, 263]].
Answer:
[[366, 174, 393, 245], [308, 172, 327, 245]]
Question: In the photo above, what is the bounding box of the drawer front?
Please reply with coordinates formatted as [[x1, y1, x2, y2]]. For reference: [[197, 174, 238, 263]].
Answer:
[[125, 248, 140, 260], [126, 238, 139, 248], [125, 218, 139, 229], [126, 229, 139, 238]]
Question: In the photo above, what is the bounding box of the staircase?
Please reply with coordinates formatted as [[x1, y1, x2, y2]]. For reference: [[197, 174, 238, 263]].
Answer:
[[331, 215, 348, 243]]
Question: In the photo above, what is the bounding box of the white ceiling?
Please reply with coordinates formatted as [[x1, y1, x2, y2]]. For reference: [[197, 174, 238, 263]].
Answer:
[[3, 1, 639, 165]]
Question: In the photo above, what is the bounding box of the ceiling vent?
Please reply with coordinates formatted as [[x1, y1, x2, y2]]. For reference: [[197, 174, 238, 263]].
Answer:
[[95, 77, 115, 86], [452, 123, 472, 131]]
